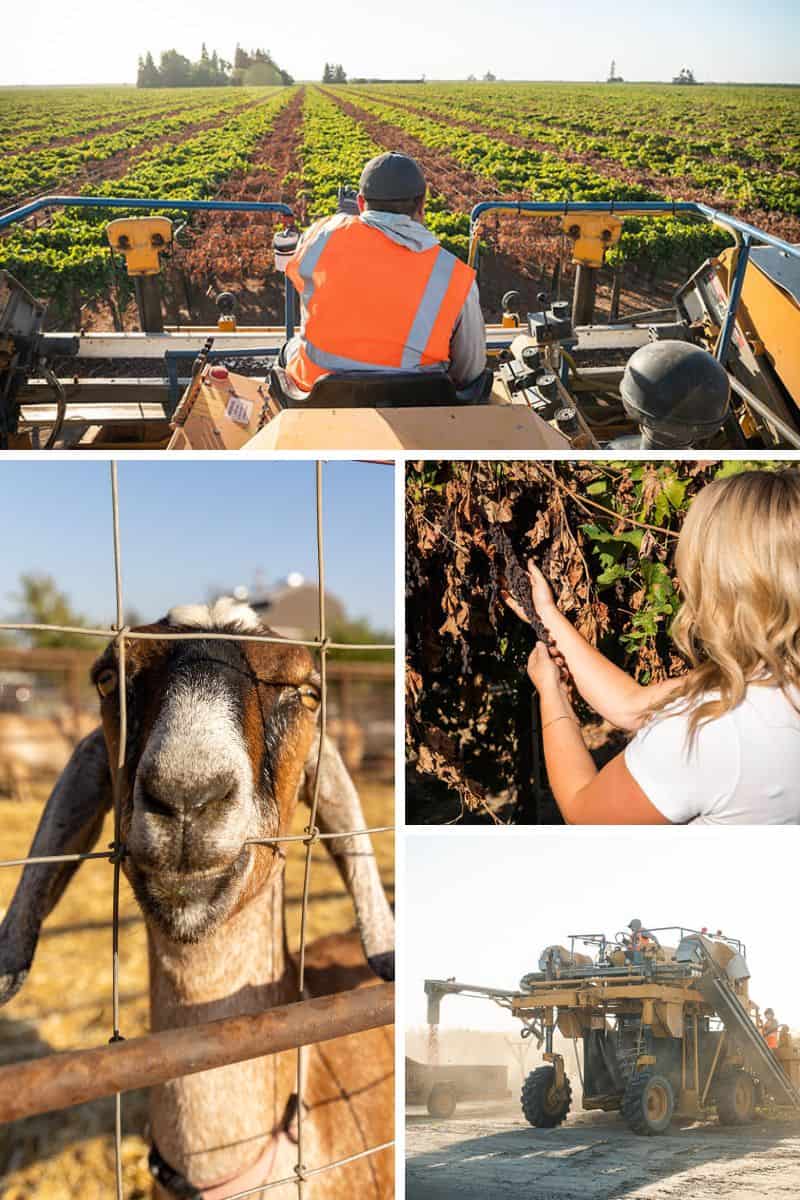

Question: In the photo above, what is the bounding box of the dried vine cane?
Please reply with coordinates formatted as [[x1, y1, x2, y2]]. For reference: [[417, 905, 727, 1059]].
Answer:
[[486, 526, 563, 648], [486, 525, 567, 823]]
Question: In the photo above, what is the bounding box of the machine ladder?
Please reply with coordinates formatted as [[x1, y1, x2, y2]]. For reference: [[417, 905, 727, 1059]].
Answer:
[[696, 946, 800, 1108]]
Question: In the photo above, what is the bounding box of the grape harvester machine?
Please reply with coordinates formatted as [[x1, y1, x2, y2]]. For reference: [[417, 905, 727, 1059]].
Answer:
[[423, 925, 800, 1135]]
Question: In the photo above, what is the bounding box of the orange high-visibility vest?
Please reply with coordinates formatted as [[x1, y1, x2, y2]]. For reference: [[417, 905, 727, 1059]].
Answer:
[[285, 214, 476, 393]]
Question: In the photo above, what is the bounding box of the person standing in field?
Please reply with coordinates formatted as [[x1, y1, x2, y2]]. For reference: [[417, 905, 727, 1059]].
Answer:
[[502, 469, 800, 825], [279, 152, 486, 399]]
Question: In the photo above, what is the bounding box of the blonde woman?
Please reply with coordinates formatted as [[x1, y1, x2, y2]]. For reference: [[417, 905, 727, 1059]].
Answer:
[[503, 470, 800, 825]]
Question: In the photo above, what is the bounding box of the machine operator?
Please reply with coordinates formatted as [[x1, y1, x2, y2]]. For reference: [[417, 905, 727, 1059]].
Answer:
[[626, 919, 655, 957], [280, 152, 487, 400]]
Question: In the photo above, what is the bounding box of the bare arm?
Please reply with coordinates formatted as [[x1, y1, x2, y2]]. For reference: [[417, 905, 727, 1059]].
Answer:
[[531, 646, 670, 825], [504, 561, 681, 731]]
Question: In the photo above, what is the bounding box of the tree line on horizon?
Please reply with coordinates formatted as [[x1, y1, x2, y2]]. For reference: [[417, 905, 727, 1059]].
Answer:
[[321, 63, 347, 83], [137, 44, 293, 88]]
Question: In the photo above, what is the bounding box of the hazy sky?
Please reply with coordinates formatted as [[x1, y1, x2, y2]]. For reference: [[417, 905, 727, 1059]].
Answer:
[[0, 461, 394, 631], [405, 830, 799, 1032], [3, 0, 799, 85]]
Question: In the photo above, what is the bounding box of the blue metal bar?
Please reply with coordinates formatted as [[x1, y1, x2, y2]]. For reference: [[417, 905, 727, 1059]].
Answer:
[[0, 194, 297, 342], [471, 200, 698, 222], [0, 195, 294, 230], [715, 236, 752, 366]]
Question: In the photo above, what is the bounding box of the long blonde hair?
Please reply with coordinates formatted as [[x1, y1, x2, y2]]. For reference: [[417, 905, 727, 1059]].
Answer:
[[650, 469, 800, 738]]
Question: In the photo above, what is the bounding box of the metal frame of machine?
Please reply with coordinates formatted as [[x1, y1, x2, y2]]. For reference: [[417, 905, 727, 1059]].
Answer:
[[2, 194, 800, 449], [423, 926, 800, 1136]]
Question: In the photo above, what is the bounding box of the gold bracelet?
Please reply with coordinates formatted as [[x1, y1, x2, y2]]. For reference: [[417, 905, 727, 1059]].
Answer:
[[541, 714, 576, 732]]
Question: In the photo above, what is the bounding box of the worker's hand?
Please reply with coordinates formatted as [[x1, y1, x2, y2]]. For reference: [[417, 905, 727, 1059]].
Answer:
[[527, 642, 562, 692]]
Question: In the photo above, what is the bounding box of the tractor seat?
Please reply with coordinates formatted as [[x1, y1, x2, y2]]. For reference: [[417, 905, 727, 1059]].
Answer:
[[269, 365, 492, 409]]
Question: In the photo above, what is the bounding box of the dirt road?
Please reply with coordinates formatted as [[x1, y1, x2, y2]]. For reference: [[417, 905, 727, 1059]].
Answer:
[[406, 1102, 800, 1199]]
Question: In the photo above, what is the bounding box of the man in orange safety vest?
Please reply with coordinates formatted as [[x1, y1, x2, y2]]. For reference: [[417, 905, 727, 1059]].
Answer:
[[763, 1008, 779, 1050], [280, 152, 486, 399]]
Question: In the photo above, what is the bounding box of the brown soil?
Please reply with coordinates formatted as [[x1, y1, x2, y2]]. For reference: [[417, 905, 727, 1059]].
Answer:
[[162, 86, 307, 327]]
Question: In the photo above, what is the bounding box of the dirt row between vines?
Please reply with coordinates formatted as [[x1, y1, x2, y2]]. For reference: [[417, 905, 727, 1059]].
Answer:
[[345, 89, 800, 245], [82, 90, 305, 333], [161, 87, 307, 327]]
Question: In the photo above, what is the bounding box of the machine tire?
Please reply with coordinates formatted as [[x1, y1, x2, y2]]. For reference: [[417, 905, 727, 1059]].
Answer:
[[622, 1073, 675, 1135], [715, 1069, 756, 1125], [520, 1066, 572, 1128], [427, 1083, 457, 1119]]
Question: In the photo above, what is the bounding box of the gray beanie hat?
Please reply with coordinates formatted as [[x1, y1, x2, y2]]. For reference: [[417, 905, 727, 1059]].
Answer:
[[359, 152, 426, 201]]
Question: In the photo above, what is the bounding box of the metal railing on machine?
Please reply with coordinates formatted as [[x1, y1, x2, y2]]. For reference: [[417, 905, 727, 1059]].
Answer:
[[0, 461, 395, 1199]]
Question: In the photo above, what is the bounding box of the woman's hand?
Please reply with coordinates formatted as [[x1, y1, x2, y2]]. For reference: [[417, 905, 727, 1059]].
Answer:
[[500, 560, 555, 624], [527, 642, 563, 692], [526, 561, 556, 615]]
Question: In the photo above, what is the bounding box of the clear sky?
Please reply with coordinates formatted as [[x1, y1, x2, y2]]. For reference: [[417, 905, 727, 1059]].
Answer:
[[405, 830, 799, 1033], [2, 0, 798, 85], [0, 461, 394, 631]]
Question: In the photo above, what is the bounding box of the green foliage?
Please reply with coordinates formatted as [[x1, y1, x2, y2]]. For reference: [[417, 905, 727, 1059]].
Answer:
[[136, 45, 292, 89], [336, 81, 797, 269], [12, 574, 106, 651], [322, 64, 347, 84], [328, 617, 394, 662]]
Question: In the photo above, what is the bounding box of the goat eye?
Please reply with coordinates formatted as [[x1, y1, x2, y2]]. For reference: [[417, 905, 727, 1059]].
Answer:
[[298, 684, 321, 712], [96, 667, 118, 697]]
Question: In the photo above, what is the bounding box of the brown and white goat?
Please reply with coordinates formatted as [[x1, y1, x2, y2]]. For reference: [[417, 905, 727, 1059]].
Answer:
[[0, 600, 394, 1199]]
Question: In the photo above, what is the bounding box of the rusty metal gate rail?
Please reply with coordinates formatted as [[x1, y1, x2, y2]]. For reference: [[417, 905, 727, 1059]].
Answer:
[[0, 461, 395, 1199]]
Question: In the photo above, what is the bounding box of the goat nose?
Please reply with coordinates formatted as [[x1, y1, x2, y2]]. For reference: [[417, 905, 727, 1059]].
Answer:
[[139, 772, 235, 818]]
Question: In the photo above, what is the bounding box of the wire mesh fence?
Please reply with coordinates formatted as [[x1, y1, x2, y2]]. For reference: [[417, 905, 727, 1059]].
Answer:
[[0, 460, 395, 1199]]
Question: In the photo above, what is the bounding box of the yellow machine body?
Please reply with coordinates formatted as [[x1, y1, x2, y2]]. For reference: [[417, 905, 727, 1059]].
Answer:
[[106, 217, 173, 276], [716, 247, 800, 405], [777, 1030, 800, 1090], [511, 967, 760, 1119], [561, 213, 623, 268]]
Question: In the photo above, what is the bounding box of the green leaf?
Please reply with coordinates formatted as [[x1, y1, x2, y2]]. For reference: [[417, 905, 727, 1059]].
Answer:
[[663, 476, 688, 509], [596, 563, 628, 587]]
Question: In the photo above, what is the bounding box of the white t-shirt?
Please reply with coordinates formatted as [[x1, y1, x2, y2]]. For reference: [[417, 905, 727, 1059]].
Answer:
[[624, 684, 800, 825]]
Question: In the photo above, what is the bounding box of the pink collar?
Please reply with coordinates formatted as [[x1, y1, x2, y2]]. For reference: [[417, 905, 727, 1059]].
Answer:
[[152, 1135, 283, 1200], [200, 1137, 282, 1200]]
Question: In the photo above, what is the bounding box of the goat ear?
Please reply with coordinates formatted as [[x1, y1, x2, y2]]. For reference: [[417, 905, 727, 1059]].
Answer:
[[0, 728, 112, 1005], [301, 736, 394, 981]]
